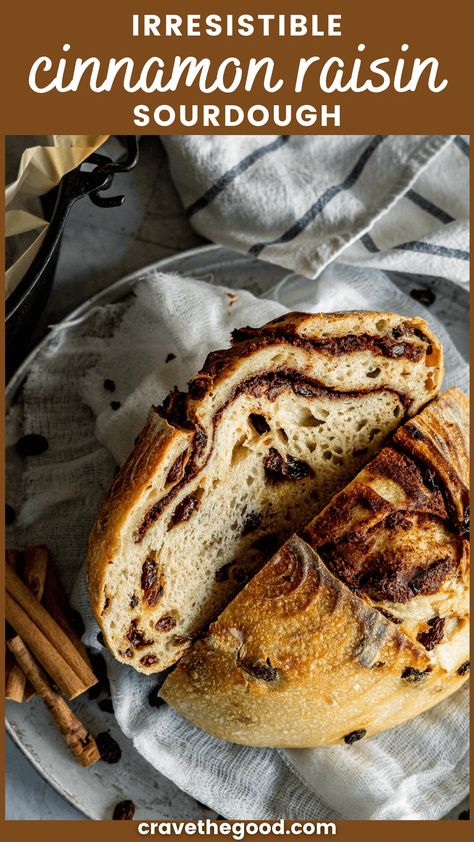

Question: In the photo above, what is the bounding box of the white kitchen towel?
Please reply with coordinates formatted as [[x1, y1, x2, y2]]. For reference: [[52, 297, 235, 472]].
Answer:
[[6, 265, 469, 821], [163, 134, 469, 285]]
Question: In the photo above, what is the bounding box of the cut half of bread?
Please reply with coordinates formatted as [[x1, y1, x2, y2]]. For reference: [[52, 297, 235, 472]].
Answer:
[[160, 389, 469, 747], [88, 311, 443, 673]]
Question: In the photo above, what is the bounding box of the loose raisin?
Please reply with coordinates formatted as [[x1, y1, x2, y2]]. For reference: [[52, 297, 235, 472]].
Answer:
[[410, 288, 436, 307], [112, 799, 136, 820], [96, 732, 121, 764], [98, 698, 114, 714], [458, 661, 470, 676]]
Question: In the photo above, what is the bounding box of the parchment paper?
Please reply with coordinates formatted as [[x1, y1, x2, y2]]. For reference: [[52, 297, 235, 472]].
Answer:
[[5, 135, 108, 297]]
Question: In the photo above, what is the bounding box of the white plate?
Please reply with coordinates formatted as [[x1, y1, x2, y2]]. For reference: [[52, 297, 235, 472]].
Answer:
[[5, 245, 469, 820]]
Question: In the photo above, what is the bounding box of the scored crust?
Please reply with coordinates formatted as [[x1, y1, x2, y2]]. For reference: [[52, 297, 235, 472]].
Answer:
[[87, 310, 443, 673], [160, 389, 469, 747]]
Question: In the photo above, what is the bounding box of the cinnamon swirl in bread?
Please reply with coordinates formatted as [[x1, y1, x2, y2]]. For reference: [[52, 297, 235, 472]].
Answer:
[[88, 311, 442, 674]]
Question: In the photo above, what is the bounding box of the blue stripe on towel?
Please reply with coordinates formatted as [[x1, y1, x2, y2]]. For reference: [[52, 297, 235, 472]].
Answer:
[[360, 233, 380, 252], [248, 135, 387, 257], [395, 241, 469, 260], [186, 136, 290, 218], [405, 190, 455, 224]]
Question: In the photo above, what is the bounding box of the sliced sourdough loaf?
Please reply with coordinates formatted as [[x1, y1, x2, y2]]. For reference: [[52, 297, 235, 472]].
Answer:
[[88, 311, 443, 674], [160, 388, 469, 747]]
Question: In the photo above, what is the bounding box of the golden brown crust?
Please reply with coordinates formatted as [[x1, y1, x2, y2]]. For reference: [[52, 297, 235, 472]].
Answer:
[[160, 389, 469, 747], [161, 535, 467, 747], [87, 413, 189, 618], [161, 311, 441, 428]]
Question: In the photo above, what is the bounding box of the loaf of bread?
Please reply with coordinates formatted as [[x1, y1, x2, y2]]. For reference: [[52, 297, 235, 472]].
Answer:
[[161, 388, 469, 747], [88, 311, 443, 673]]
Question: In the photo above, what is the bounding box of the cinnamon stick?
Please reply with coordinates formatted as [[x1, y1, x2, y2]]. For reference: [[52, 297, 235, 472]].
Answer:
[[22, 546, 49, 700], [5, 549, 26, 702], [23, 545, 48, 601], [6, 592, 91, 699], [8, 636, 100, 767], [6, 564, 97, 692], [42, 552, 90, 663], [5, 649, 25, 702]]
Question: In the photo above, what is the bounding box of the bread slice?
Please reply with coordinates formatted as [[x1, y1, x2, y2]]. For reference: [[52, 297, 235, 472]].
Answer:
[[160, 389, 469, 747], [88, 311, 443, 673]]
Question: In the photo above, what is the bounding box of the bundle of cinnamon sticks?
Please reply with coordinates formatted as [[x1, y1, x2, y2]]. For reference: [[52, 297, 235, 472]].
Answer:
[[5, 546, 101, 767]]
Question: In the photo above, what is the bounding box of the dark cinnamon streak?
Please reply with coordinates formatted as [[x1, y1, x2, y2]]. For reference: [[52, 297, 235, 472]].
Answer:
[[136, 369, 412, 543], [137, 322, 431, 541], [310, 430, 468, 603]]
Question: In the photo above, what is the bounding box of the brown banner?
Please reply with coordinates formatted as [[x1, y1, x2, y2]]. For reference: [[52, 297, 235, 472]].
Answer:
[[1, 0, 471, 133]]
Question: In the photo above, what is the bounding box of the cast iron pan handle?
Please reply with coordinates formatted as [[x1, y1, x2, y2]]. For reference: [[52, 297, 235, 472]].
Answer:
[[6, 136, 140, 327], [88, 136, 140, 207]]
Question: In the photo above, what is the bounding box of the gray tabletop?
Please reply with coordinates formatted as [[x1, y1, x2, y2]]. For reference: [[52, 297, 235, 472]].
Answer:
[[6, 135, 203, 820]]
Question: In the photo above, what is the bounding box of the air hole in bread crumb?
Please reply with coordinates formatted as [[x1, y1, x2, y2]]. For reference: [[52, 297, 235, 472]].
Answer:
[[248, 414, 270, 435], [323, 451, 332, 460], [299, 409, 326, 428], [357, 419, 368, 431], [277, 427, 289, 444], [231, 438, 249, 466], [425, 375, 435, 391], [376, 319, 388, 331], [393, 406, 401, 418], [369, 428, 381, 441]]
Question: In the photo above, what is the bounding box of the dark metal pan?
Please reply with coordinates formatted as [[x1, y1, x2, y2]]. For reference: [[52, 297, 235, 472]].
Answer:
[[5, 136, 139, 378]]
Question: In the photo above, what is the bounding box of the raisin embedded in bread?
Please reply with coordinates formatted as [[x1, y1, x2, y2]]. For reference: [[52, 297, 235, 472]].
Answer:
[[160, 389, 469, 747], [87, 311, 443, 673]]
